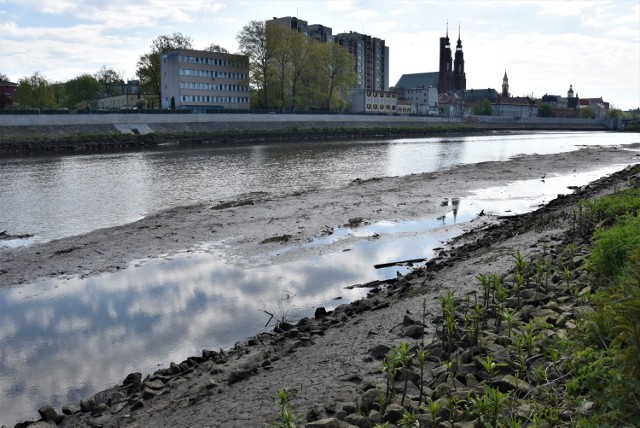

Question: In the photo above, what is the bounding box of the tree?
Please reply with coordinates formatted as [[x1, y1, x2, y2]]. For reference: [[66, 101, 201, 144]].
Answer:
[[580, 106, 596, 119], [16, 72, 56, 109], [137, 32, 193, 97], [538, 102, 553, 117], [322, 43, 356, 110], [472, 99, 493, 116], [95, 66, 123, 97], [606, 108, 631, 119], [236, 20, 273, 109], [204, 43, 229, 53], [63, 74, 101, 108]]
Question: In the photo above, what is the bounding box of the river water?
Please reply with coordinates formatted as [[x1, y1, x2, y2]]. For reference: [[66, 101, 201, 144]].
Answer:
[[0, 131, 637, 424]]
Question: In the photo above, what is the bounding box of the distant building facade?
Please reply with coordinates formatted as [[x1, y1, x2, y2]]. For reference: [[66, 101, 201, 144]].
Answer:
[[335, 31, 389, 91], [404, 86, 439, 114], [267, 16, 334, 43], [0, 79, 17, 109], [160, 49, 250, 111], [348, 89, 397, 113]]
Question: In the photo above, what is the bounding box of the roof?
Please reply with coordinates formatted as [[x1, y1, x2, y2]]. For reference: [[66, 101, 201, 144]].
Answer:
[[394, 72, 439, 90]]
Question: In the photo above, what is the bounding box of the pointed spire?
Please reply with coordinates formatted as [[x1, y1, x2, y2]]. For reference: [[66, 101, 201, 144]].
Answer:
[[504, 70, 508, 79], [446, 19, 449, 39], [458, 23, 461, 42]]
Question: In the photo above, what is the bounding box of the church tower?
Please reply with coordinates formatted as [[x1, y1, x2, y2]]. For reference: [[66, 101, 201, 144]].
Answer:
[[568, 84, 574, 98], [502, 71, 510, 98], [453, 25, 466, 91], [438, 22, 453, 93]]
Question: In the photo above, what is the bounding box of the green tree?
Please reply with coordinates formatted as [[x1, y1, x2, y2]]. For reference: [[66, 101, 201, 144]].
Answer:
[[63, 74, 101, 108], [606, 108, 630, 119], [137, 32, 193, 98], [472, 99, 493, 116], [203, 43, 229, 53], [580, 106, 596, 119], [322, 43, 356, 111], [236, 20, 274, 109], [538, 102, 553, 117], [95, 66, 123, 97], [16, 72, 56, 109]]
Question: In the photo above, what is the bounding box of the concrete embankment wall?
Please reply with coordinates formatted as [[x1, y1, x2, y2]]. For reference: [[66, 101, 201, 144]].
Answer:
[[0, 113, 607, 137]]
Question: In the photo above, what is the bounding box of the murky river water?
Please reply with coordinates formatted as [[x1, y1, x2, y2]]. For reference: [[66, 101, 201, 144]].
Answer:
[[0, 131, 637, 424]]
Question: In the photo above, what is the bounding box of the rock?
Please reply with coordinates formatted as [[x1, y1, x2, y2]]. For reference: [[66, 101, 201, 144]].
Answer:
[[144, 379, 166, 390], [38, 405, 58, 422], [369, 344, 391, 360], [304, 418, 357, 427], [359, 388, 385, 412], [130, 399, 144, 411], [493, 374, 533, 397], [62, 403, 80, 415], [344, 414, 369, 428], [122, 372, 142, 386], [384, 403, 405, 423], [228, 369, 253, 384], [315, 307, 328, 319], [403, 324, 424, 338], [80, 396, 98, 413], [142, 387, 158, 400], [371, 301, 390, 311]]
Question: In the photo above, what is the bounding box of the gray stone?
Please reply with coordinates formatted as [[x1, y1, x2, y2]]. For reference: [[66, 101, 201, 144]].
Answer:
[[343, 414, 369, 428], [403, 324, 424, 338], [369, 344, 391, 360], [359, 388, 384, 412], [144, 379, 166, 390], [38, 405, 58, 422], [80, 397, 98, 413], [493, 374, 533, 397], [122, 372, 142, 386], [142, 387, 158, 400], [384, 403, 404, 423], [304, 418, 357, 427], [62, 403, 80, 415]]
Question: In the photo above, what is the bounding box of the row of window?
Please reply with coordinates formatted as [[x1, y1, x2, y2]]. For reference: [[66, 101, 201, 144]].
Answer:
[[366, 104, 396, 110], [181, 95, 250, 104], [179, 55, 247, 68], [179, 69, 248, 79], [179, 81, 249, 92], [366, 91, 396, 98]]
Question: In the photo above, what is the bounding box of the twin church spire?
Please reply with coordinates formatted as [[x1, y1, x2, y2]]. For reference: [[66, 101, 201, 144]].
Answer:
[[439, 21, 466, 93]]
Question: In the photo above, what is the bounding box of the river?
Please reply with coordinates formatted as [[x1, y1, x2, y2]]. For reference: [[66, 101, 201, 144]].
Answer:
[[0, 131, 637, 424]]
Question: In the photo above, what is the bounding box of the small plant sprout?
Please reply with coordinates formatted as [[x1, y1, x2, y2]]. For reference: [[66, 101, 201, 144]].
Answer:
[[271, 388, 301, 428], [420, 396, 442, 426], [479, 355, 506, 386], [500, 307, 518, 337], [445, 357, 458, 391], [417, 348, 429, 406], [396, 342, 414, 407], [398, 408, 419, 427]]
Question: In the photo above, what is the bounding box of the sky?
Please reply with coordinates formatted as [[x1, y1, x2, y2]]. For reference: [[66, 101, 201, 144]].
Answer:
[[1, 0, 639, 110]]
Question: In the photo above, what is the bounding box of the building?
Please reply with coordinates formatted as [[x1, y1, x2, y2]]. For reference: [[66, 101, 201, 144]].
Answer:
[[334, 31, 389, 91], [403, 86, 439, 114], [160, 49, 250, 112], [541, 85, 581, 118], [494, 96, 538, 119], [579, 97, 609, 119], [348, 89, 397, 113], [267, 16, 334, 43], [439, 24, 466, 93], [0, 79, 17, 109]]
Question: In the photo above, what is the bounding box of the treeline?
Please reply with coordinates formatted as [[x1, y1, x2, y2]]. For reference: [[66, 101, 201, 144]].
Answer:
[[3, 19, 357, 112]]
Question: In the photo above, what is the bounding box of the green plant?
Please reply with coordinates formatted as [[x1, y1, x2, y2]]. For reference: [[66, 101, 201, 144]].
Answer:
[[398, 408, 418, 427], [417, 348, 429, 406], [420, 396, 441, 426], [271, 388, 301, 428], [438, 290, 457, 354], [478, 355, 506, 386]]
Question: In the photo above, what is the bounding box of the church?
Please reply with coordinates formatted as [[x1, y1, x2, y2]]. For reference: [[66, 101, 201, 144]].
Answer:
[[394, 24, 466, 95]]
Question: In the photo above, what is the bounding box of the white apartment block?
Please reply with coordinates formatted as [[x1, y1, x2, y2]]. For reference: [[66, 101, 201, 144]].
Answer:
[[160, 49, 250, 112]]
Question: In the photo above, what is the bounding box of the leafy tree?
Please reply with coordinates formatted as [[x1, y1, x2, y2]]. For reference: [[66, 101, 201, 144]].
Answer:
[[538, 102, 553, 117], [472, 99, 493, 116], [95, 66, 123, 97], [63, 74, 101, 108], [137, 32, 193, 97], [580, 106, 596, 119], [606, 108, 630, 119], [204, 43, 229, 53], [236, 20, 274, 109], [322, 43, 356, 111], [16, 72, 56, 109]]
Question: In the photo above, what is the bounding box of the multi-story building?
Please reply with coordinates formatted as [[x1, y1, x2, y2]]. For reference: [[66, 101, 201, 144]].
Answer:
[[348, 89, 397, 113], [160, 49, 250, 112], [334, 31, 389, 91], [268, 16, 333, 43], [404, 86, 439, 114]]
